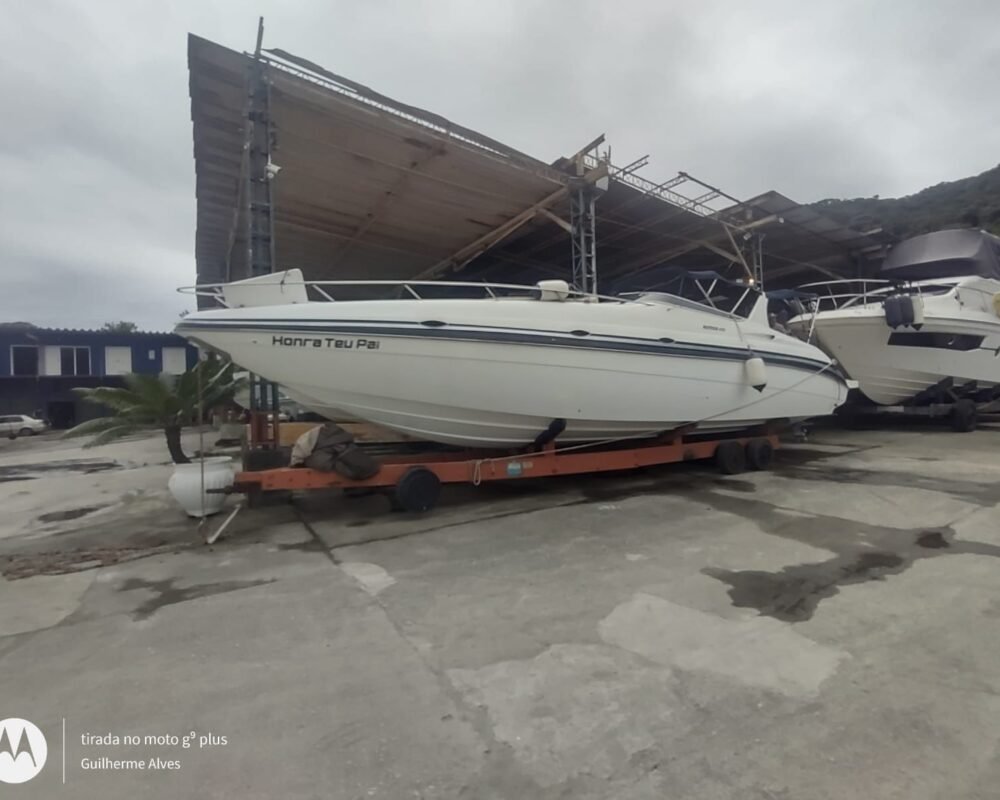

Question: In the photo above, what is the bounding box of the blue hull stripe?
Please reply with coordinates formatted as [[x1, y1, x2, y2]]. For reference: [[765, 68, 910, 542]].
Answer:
[[177, 319, 837, 376]]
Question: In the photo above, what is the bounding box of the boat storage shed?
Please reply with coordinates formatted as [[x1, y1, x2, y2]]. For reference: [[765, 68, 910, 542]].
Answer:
[[188, 33, 893, 293]]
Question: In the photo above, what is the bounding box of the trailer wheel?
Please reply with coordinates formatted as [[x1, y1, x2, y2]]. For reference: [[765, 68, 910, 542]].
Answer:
[[715, 441, 747, 474], [837, 405, 865, 430], [745, 439, 774, 470], [390, 467, 441, 512], [950, 399, 977, 432], [245, 487, 263, 509]]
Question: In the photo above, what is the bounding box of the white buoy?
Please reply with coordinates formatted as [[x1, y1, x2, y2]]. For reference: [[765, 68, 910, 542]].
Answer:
[[745, 356, 767, 392]]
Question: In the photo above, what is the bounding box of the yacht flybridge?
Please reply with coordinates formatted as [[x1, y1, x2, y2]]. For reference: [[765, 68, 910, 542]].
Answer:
[[787, 229, 1000, 406], [177, 270, 850, 448]]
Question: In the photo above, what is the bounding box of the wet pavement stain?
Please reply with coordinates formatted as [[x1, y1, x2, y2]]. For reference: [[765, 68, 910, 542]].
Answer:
[[117, 577, 276, 620], [770, 445, 881, 467], [83, 464, 121, 474], [0, 459, 120, 480], [37, 504, 109, 523], [275, 538, 325, 552], [916, 530, 950, 549], [705, 552, 906, 622], [771, 462, 1000, 507], [578, 471, 757, 503], [692, 487, 1000, 622], [571, 445, 877, 505]]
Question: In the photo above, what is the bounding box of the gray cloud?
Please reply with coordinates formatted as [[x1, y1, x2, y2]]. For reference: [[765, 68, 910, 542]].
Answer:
[[1, 0, 998, 328]]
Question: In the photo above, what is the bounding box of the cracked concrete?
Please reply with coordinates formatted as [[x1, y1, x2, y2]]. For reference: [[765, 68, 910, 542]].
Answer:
[[0, 569, 96, 636], [598, 593, 848, 696], [2, 426, 1000, 798]]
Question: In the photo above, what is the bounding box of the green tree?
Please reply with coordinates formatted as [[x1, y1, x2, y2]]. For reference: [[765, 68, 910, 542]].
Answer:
[[64, 361, 245, 463], [101, 321, 139, 333]]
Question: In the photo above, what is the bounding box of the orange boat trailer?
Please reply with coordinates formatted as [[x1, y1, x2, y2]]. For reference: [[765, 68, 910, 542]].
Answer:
[[229, 427, 779, 514]]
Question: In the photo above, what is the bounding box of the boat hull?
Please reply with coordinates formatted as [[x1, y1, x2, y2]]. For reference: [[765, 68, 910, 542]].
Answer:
[[180, 299, 848, 448], [789, 287, 1000, 405]]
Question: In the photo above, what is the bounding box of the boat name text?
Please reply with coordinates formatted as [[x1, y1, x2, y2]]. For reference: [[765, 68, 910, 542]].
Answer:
[[271, 335, 381, 350]]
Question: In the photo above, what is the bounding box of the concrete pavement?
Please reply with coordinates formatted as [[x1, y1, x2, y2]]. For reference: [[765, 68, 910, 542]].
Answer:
[[2, 425, 999, 798]]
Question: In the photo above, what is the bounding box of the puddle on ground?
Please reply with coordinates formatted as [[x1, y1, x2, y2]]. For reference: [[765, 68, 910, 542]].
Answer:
[[37, 504, 109, 523]]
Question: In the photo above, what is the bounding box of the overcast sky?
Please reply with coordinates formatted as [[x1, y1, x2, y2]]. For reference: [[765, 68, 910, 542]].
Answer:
[[2, 0, 997, 330]]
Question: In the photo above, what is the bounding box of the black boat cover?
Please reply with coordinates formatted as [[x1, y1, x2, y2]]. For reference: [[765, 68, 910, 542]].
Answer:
[[880, 229, 1000, 280]]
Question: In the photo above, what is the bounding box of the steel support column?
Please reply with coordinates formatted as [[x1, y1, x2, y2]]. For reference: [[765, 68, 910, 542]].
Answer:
[[570, 181, 598, 294], [246, 20, 275, 279], [749, 232, 766, 289]]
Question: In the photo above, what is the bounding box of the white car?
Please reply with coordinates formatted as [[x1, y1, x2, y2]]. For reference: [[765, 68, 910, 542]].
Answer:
[[0, 414, 49, 438]]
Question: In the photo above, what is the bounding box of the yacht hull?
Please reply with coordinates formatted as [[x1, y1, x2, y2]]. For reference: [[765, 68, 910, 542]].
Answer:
[[179, 298, 849, 448], [789, 281, 1000, 405]]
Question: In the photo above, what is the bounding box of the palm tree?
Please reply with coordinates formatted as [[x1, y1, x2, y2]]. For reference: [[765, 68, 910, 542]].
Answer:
[[64, 361, 245, 463], [100, 320, 139, 333]]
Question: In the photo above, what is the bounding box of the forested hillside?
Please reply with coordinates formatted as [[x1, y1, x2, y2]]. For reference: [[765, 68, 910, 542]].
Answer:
[[811, 164, 1000, 239]]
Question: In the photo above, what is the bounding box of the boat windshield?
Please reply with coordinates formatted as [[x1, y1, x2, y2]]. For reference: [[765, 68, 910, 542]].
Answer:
[[620, 272, 759, 318]]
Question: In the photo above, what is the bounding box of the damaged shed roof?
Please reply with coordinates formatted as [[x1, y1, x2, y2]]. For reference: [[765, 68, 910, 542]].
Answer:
[[188, 33, 893, 290]]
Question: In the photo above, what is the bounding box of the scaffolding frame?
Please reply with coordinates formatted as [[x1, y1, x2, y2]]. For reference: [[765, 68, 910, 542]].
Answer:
[[245, 18, 281, 448]]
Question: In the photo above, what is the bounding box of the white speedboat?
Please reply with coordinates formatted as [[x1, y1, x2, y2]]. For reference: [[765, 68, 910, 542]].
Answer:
[[787, 229, 1000, 405], [177, 270, 850, 448]]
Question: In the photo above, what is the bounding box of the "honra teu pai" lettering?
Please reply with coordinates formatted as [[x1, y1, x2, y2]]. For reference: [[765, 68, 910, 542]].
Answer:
[[271, 335, 380, 350]]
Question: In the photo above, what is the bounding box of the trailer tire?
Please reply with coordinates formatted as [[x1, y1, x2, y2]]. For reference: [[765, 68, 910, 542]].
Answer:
[[837, 405, 866, 429], [715, 441, 747, 474], [390, 467, 441, 512], [245, 487, 263, 509], [745, 439, 774, 470], [951, 400, 977, 432]]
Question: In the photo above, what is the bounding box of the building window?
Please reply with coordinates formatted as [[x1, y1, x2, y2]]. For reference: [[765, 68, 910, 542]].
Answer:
[[59, 346, 91, 376], [11, 345, 39, 376], [162, 347, 188, 375]]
